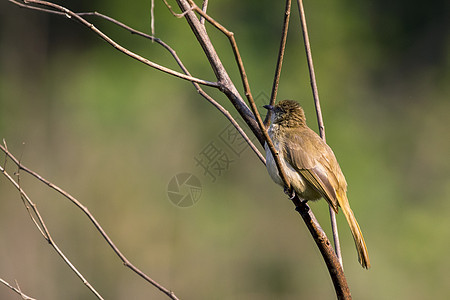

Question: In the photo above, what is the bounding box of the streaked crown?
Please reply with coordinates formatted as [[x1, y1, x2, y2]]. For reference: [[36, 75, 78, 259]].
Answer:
[[270, 100, 306, 127]]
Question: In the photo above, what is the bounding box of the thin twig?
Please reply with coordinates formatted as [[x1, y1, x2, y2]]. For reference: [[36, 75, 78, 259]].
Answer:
[[296, 0, 324, 137], [187, 1, 253, 104], [150, 0, 155, 37], [200, 0, 208, 25], [87, 0, 262, 163], [0, 278, 36, 300], [170, 5, 349, 296], [2, 139, 8, 170], [296, 0, 343, 268], [0, 151, 104, 299], [0, 144, 180, 300], [162, 0, 192, 18], [264, 0, 291, 126], [13, 0, 263, 164], [8, 0, 350, 297], [9, 0, 218, 88], [77, 11, 264, 164], [172, 0, 264, 146], [10, 0, 264, 183], [186, 1, 349, 296], [185, 1, 289, 185]]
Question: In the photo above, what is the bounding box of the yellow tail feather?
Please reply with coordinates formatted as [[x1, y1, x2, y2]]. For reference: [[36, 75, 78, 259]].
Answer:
[[338, 195, 371, 269]]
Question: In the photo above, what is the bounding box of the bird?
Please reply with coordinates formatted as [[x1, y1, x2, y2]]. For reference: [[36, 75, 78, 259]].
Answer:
[[264, 99, 370, 269]]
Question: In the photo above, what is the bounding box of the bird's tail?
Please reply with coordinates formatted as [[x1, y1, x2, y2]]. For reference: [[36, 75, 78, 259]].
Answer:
[[339, 194, 371, 269]]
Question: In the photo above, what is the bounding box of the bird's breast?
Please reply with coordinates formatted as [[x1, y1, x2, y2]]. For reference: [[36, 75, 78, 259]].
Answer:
[[265, 130, 307, 193]]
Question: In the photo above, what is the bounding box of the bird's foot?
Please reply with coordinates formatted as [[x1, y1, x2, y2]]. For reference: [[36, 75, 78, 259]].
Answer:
[[283, 186, 296, 200]]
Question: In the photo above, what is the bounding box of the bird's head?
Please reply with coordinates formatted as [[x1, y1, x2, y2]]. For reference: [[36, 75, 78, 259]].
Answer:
[[264, 100, 306, 127]]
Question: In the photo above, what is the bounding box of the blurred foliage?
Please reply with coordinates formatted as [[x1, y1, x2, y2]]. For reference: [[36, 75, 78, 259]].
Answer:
[[0, 0, 449, 299]]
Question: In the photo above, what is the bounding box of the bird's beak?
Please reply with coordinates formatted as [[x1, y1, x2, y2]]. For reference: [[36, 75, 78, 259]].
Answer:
[[263, 104, 274, 110]]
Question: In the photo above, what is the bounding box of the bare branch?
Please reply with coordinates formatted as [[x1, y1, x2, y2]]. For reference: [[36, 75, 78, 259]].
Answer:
[[297, 0, 345, 290], [0, 143, 179, 300], [200, 0, 208, 25], [188, 1, 254, 104], [197, 89, 266, 164], [0, 150, 104, 299], [7, 1, 351, 298], [185, 1, 290, 184], [190, 0, 292, 193], [166, 4, 350, 296], [8, 0, 57, 14], [296, 0, 325, 138], [190, 1, 349, 295], [295, 203, 350, 300], [151, 0, 155, 37], [162, 0, 192, 18], [264, 0, 291, 126], [0, 278, 36, 300], [174, 0, 264, 145], [10, 0, 265, 171], [10, 0, 218, 88], [77, 11, 265, 164], [11, 0, 260, 164]]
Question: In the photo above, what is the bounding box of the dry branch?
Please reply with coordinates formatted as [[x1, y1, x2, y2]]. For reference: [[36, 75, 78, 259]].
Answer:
[[9, 0, 218, 88], [267, 0, 291, 116], [296, 0, 343, 269], [6, 0, 352, 298], [0, 278, 36, 300], [76, 11, 264, 163], [0, 143, 179, 300], [175, 0, 293, 194], [0, 145, 104, 300]]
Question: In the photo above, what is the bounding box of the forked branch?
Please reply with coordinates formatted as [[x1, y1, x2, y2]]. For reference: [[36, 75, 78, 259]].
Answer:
[[0, 278, 36, 300], [10, 0, 264, 163], [6, 0, 351, 298], [0, 143, 179, 300], [180, 1, 349, 297], [9, 0, 218, 88], [176, 0, 293, 193], [0, 144, 104, 300], [76, 11, 264, 163]]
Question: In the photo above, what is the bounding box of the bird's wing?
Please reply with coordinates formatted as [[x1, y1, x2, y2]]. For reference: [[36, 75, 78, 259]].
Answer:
[[282, 128, 343, 213]]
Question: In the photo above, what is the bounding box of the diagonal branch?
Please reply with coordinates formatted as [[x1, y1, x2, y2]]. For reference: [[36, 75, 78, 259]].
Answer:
[[199, 0, 208, 25], [174, 0, 264, 145], [163, 2, 350, 297], [182, 0, 291, 189], [9, 0, 218, 88], [187, 1, 254, 107], [11, 0, 264, 161], [295, 203, 350, 299], [0, 278, 36, 300], [0, 143, 180, 300], [7, 1, 351, 298], [77, 11, 265, 164], [180, 5, 349, 297], [0, 150, 104, 300]]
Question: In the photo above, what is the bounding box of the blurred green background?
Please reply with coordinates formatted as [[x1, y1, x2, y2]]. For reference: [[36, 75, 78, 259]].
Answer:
[[1, 0, 449, 299]]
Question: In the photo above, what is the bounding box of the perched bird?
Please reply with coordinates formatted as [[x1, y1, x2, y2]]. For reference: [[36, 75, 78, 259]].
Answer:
[[264, 100, 370, 269]]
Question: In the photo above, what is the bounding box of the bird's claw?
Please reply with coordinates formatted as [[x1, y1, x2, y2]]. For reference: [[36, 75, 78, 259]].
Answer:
[[284, 186, 296, 200]]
